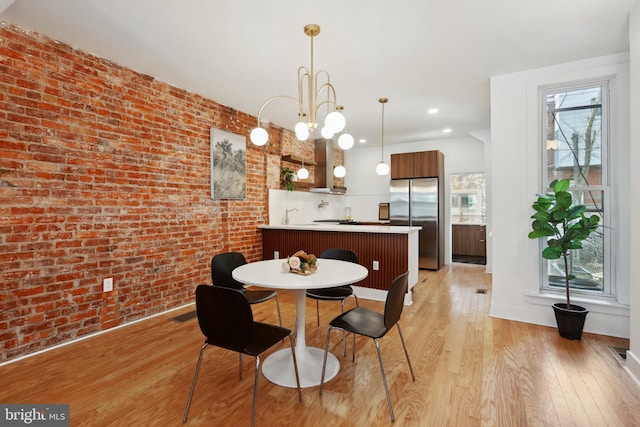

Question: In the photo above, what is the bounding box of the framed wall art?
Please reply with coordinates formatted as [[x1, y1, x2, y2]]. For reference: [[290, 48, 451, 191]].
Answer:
[[210, 128, 246, 199]]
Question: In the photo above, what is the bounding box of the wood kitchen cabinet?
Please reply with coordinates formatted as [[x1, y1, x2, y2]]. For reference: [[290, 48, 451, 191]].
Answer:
[[452, 224, 486, 257], [390, 153, 414, 179], [391, 150, 443, 179]]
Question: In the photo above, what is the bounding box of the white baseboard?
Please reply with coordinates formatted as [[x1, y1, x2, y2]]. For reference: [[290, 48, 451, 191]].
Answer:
[[625, 349, 640, 387]]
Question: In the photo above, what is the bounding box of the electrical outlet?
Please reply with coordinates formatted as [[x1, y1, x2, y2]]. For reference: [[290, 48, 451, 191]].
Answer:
[[103, 277, 113, 292], [373, 260, 379, 270], [274, 251, 279, 259]]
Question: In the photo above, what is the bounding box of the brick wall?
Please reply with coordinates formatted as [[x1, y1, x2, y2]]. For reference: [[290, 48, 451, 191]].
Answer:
[[0, 22, 292, 361]]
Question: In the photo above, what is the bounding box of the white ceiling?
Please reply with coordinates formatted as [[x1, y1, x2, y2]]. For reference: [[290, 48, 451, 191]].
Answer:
[[1, 0, 637, 147]]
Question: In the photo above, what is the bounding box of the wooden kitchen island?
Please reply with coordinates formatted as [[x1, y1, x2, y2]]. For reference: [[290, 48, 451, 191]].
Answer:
[[259, 224, 421, 303]]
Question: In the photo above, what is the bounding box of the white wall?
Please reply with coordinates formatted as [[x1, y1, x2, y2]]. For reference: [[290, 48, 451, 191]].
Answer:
[[489, 53, 631, 338], [627, 1, 640, 384]]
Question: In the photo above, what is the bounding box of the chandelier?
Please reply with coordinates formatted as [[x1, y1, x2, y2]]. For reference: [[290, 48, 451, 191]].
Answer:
[[249, 24, 349, 146]]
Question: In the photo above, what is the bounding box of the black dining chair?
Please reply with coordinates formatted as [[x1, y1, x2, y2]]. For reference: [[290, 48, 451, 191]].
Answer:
[[319, 271, 415, 422], [183, 285, 302, 426], [306, 248, 360, 326], [211, 252, 282, 327]]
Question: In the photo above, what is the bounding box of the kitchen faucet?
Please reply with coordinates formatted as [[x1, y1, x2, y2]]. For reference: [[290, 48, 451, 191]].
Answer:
[[283, 208, 298, 225]]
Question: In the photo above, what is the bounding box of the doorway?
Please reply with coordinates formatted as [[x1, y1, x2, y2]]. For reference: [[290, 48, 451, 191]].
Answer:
[[451, 173, 486, 264]]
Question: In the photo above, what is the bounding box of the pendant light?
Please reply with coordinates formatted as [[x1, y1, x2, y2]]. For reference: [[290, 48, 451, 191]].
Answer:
[[376, 98, 390, 176], [334, 165, 346, 178], [297, 157, 309, 179]]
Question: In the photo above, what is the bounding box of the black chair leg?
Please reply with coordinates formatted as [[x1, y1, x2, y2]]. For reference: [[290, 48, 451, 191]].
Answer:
[[352, 332, 356, 362], [183, 342, 208, 424], [373, 338, 395, 422], [252, 356, 260, 427], [289, 335, 303, 401], [239, 353, 244, 380], [319, 327, 333, 396], [339, 300, 347, 357], [397, 324, 416, 382], [316, 300, 320, 326], [274, 294, 283, 327]]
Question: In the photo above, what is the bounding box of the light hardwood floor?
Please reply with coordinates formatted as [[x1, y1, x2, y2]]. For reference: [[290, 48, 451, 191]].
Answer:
[[2, 263, 639, 426]]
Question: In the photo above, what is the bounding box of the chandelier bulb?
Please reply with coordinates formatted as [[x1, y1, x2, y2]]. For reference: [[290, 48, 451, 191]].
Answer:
[[337, 133, 354, 150], [325, 111, 346, 133], [320, 126, 334, 139], [250, 127, 268, 146], [295, 122, 310, 141]]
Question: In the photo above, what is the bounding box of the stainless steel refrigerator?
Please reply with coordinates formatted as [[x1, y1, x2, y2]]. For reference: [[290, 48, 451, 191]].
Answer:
[[390, 178, 441, 270]]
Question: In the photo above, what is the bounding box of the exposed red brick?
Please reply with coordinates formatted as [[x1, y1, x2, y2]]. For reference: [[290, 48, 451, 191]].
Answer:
[[0, 23, 297, 362]]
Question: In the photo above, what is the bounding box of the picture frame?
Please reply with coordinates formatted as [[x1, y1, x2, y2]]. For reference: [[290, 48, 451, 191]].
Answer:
[[210, 128, 246, 199]]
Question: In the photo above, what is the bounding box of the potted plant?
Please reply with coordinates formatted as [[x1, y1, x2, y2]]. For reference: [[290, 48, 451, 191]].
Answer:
[[281, 167, 295, 191], [528, 178, 600, 340]]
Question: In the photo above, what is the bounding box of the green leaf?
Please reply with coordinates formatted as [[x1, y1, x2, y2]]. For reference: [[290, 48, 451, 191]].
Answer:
[[551, 179, 570, 192], [542, 246, 562, 259], [528, 229, 554, 239], [531, 212, 549, 222], [551, 210, 567, 222], [555, 191, 572, 209]]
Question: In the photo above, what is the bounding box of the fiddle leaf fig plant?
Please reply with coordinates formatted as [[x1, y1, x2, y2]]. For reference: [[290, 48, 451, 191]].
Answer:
[[528, 179, 600, 309]]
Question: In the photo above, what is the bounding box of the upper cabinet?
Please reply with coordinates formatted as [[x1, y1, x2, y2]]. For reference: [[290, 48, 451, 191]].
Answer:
[[391, 150, 443, 179], [390, 153, 413, 179]]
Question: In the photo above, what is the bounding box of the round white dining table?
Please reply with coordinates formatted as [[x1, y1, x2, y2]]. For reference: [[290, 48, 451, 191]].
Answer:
[[232, 258, 368, 388]]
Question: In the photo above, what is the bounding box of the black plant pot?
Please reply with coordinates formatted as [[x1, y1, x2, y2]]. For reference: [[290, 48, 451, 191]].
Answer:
[[552, 303, 588, 340]]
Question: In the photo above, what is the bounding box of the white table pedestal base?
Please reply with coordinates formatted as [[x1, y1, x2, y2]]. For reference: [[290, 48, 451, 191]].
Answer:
[[262, 346, 339, 388]]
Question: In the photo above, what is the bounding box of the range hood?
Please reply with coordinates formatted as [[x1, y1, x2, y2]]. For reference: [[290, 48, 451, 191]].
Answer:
[[310, 139, 346, 195]]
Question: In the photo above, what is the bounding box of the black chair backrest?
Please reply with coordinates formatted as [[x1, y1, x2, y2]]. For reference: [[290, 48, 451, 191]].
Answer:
[[319, 248, 358, 264], [195, 284, 253, 351], [211, 252, 247, 290], [384, 272, 409, 330]]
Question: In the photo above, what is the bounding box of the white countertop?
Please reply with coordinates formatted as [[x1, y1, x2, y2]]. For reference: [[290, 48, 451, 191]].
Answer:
[[258, 223, 421, 234]]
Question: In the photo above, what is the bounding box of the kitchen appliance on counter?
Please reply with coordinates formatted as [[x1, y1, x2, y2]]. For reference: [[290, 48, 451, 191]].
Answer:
[[378, 203, 389, 221], [390, 178, 443, 270]]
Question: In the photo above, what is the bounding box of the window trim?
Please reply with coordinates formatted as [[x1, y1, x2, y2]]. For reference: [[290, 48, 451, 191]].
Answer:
[[538, 79, 613, 298]]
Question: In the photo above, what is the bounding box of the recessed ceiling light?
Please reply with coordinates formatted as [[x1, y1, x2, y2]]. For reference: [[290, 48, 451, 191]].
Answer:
[[443, 128, 452, 133], [428, 108, 439, 114], [359, 139, 367, 144]]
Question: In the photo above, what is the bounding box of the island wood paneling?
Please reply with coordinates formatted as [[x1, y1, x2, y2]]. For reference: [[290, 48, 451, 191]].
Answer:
[[261, 229, 408, 290]]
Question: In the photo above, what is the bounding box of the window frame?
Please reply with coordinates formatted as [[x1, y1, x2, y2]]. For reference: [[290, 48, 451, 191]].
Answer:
[[538, 79, 613, 298]]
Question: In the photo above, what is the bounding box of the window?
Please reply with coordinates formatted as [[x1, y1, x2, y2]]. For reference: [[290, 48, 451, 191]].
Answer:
[[450, 173, 486, 224], [541, 81, 610, 295]]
